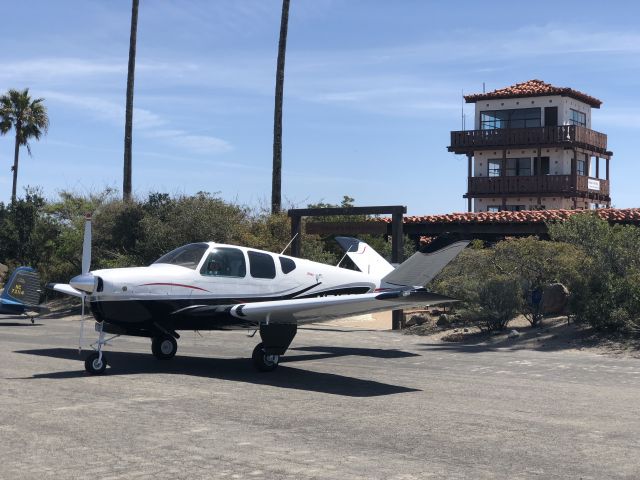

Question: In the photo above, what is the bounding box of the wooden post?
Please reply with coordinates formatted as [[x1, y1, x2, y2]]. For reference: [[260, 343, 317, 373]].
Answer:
[[391, 212, 404, 331], [290, 214, 302, 257], [536, 146, 542, 207], [596, 156, 600, 179], [606, 157, 610, 181]]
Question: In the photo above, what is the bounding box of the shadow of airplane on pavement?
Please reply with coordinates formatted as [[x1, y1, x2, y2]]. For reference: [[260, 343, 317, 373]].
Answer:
[[13, 347, 420, 398]]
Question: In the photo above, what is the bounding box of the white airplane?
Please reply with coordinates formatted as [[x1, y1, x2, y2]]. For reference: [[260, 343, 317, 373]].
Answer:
[[49, 216, 468, 374]]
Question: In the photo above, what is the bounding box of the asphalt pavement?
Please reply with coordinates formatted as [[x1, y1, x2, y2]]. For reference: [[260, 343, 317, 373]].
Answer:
[[1, 315, 639, 479]]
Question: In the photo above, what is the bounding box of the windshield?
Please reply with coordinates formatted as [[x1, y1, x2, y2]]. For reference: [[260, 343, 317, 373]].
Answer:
[[152, 243, 209, 270]]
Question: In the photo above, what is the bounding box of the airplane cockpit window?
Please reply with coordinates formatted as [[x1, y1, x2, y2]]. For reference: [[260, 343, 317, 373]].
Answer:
[[248, 251, 276, 279], [200, 248, 246, 277], [153, 243, 209, 270], [279, 257, 296, 274]]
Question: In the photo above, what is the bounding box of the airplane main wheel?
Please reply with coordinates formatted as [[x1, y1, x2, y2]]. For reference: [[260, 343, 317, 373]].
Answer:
[[85, 352, 107, 375], [152, 335, 177, 360], [252, 342, 280, 372]]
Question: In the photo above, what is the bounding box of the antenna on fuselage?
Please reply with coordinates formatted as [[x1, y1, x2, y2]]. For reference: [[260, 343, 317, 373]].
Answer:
[[280, 232, 299, 255]]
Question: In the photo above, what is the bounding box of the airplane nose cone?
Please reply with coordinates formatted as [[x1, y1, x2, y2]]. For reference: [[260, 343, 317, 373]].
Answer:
[[70, 273, 99, 294]]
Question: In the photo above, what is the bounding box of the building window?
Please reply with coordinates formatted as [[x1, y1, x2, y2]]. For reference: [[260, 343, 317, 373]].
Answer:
[[506, 158, 531, 176], [534, 157, 550, 175], [480, 108, 541, 129], [487, 205, 501, 212], [504, 205, 526, 212], [577, 158, 586, 176], [488, 159, 501, 177], [569, 109, 586, 127]]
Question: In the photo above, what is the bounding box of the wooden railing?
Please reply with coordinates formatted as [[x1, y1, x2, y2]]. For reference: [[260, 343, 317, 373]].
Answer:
[[468, 175, 610, 196], [449, 126, 608, 154]]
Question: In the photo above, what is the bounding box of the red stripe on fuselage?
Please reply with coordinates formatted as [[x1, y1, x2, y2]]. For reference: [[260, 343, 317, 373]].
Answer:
[[139, 283, 210, 292]]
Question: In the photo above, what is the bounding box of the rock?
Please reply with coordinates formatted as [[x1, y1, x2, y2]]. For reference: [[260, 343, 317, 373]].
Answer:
[[463, 328, 469, 333], [508, 329, 520, 338], [541, 283, 570, 315], [406, 315, 428, 327], [436, 314, 450, 327]]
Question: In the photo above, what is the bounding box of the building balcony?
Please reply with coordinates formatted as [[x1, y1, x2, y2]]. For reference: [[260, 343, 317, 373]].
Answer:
[[449, 125, 609, 155], [465, 175, 610, 199]]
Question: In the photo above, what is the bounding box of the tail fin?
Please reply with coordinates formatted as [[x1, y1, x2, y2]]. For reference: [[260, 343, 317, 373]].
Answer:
[[1, 267, 42, 307], [381, 241, 469, 287], [335, 237, 395, 278]]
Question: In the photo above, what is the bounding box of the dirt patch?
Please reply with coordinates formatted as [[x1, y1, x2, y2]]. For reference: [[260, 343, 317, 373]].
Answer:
[[405, 314, 640, 358]]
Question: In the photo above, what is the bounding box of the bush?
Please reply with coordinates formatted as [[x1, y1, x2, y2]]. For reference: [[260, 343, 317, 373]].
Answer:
[[549, 214, 640, 333]]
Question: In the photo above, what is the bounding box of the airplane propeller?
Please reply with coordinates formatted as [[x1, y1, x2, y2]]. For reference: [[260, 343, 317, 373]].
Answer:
[[74, 214, 93, 352]]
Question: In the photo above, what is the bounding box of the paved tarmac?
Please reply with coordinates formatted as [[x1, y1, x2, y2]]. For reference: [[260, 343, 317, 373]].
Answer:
[[1, 315, 639, 479]]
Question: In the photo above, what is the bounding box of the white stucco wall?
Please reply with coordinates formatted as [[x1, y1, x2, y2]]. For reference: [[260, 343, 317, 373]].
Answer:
[[474, 196, 582, 212]]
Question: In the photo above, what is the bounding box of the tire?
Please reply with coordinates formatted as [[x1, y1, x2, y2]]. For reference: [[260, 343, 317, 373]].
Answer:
[[252, 342, 279, 372], [151, 335, 177, 360], [85, 352, 107, 375]]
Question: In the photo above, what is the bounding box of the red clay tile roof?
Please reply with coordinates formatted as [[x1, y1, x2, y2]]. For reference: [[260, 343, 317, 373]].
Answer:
[[379, 208, 640, 225], [464, 79, 602, 108]]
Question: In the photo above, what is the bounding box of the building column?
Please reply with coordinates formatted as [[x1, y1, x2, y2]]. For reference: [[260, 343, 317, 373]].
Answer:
[[571, 149, 578, 210], [467, 153, 473, 212], [501, 149, 507, 210], [596, 156, 600, 179], [606, 157, 610, 181]]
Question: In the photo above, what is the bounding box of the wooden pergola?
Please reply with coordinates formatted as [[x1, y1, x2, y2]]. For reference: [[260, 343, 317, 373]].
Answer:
[[288, 206, 407, 330]]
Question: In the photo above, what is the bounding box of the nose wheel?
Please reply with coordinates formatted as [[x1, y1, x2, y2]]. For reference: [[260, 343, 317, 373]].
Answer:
[[252, 342, 280, 372], [152, 334, 178, 360], [84, 321, 111, 375], [85, 351, 107, 375]]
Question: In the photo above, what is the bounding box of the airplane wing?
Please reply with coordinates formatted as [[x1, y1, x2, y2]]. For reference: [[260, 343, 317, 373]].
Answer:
[[47, 283, 84, 298], [177, 289, 457, 324]]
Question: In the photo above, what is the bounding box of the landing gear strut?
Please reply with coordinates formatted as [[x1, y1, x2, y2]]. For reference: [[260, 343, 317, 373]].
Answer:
[[252, 323, 297, 372], [84, 321, 112, 375], [151, 334, 178, 360]]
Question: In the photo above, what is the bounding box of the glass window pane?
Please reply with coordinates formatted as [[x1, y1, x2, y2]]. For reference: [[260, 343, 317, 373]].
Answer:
[[200, 248, 246, 277], [488, 159, 501, 177], [153, 243, 209, 269], [248, 251, 276, 279], [279, 257, 296, 274]]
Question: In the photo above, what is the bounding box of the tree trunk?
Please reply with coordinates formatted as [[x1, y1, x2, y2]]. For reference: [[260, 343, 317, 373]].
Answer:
[[11, 129, 20, 204], [123, 0, 139, 202], [271, 0, 290, 214]]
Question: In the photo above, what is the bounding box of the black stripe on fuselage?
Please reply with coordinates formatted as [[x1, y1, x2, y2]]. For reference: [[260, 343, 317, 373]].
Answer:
[[89, 284, 372, 334]]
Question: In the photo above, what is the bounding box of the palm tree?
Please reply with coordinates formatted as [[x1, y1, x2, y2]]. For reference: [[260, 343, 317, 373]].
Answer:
[[123, 0, 139, 202], [0, 88, 49, 203], [271, 0, 290, 214]]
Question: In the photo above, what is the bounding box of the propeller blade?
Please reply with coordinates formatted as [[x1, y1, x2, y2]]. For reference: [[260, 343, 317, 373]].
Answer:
[[79, 293, 86, 353], [81, 214, 92, 275]]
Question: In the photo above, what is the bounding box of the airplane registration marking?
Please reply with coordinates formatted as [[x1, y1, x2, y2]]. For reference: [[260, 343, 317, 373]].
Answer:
[[139, 282, 210, 292]]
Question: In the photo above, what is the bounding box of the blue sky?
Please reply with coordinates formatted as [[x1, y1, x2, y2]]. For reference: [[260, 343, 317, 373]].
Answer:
[[1, 0, 639, 214]]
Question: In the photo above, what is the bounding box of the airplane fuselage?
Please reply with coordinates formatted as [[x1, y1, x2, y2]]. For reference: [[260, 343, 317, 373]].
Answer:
[[87, 242, 380, 333]]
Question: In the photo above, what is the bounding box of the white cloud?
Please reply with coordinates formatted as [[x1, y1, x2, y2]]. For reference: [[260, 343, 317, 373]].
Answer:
[[143, 129, 233, 155], [41, 91, 233, 155]]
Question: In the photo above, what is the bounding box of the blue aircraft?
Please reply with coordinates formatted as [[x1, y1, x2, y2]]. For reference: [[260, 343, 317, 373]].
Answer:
[[0, 267, 47, 322]]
